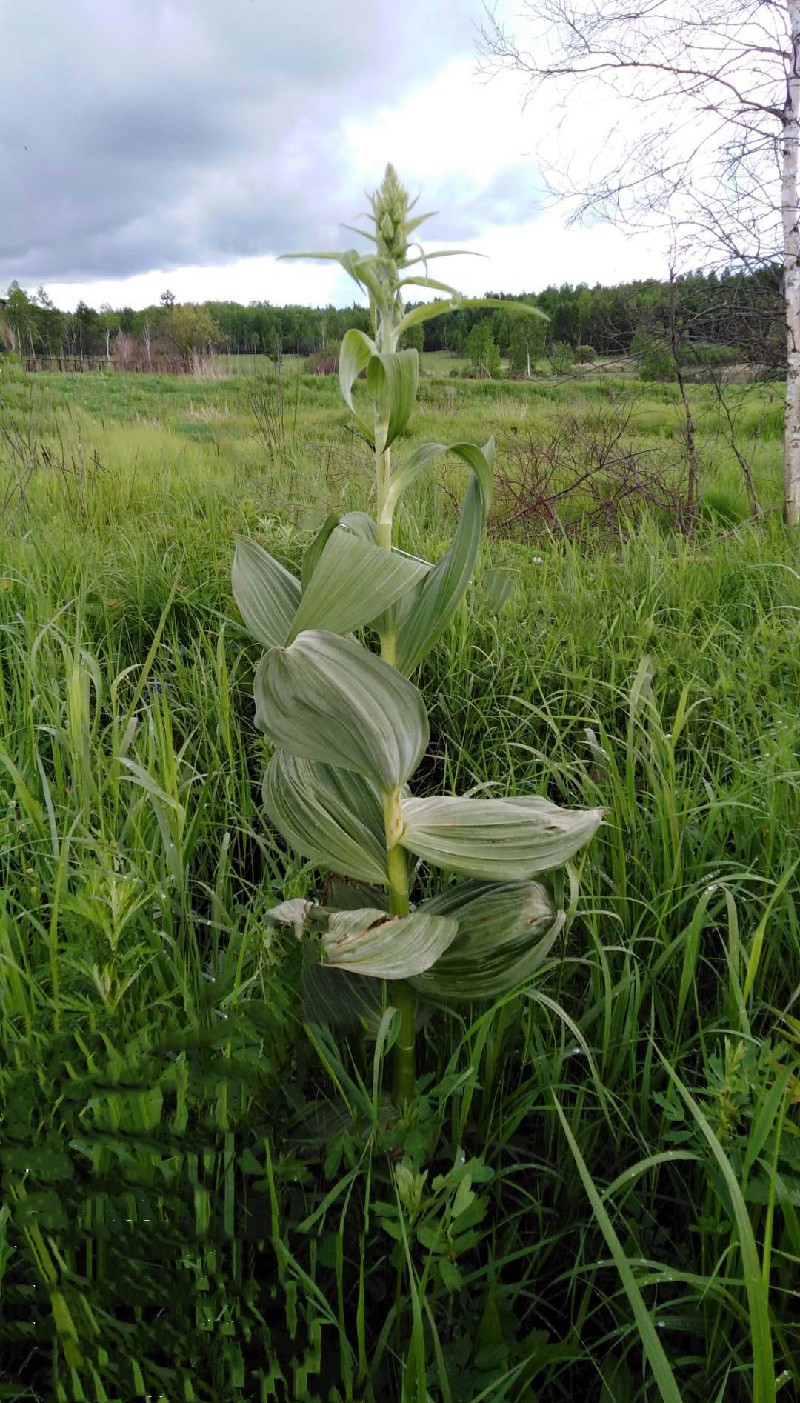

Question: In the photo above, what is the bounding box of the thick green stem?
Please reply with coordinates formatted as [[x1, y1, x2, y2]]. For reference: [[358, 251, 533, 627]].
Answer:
[[384, 791, 414, 1104], [373, 313, 416, 1102]]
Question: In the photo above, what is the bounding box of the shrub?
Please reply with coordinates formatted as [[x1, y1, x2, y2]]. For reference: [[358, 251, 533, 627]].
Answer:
[[549, 340, 576, 373]]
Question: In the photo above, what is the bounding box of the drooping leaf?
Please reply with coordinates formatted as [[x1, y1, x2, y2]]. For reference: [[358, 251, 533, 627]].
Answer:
[[322, 907, 459, 980], [231, 537, 301, 649], [366, 349, 419, 448], [289, 527, 429, 640], [383, 439, 493, 522], [338, 510, 379, 542], [262, 749, 388, 883], [394, 441, 494, 674], [400, 794, 604, 880], [397, 297, 548, 337], [339, 251, 390, 312], [254, 630, 429, 789], [301, 514, 339, 592], [283, 249, 389, 313], [397, 275, 462, 296], [339, 328, 376, 419], [411, 880, 563, 1002], [402, 249, 484, 267]]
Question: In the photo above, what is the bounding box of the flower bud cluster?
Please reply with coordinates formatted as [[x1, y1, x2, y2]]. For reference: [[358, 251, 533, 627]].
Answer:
[[370, 163, 411, 265]]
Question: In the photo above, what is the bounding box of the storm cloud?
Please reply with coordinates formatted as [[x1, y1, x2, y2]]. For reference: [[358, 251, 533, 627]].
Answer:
[[1, 0, 510, 285]]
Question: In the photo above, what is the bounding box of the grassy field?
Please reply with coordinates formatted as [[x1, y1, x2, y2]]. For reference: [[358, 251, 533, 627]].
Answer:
[[1, 359, 799, 1401]]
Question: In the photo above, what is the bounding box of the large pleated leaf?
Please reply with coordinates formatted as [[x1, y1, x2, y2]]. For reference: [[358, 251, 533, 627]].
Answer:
[[231, 538, 301, 649], [286, 251, 389, 314], [254, 630, 428, 789], [301, 949, 387, 1037], [366, 350, 419, 448], [339, 328, 375, 420], [338, 251, 390, 311], [322, 907, 459, 980], [395, 440, 494, 675], [288, 527, 429, 640], [300, 514, 339, 591], [400, 794, 604, 880], [411, 881, 563, 1003], [262, 749, 388, 883]]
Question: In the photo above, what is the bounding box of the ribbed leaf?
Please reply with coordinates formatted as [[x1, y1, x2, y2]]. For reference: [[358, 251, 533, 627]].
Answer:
[[383, 439, 493, 522], [254, 630, 428, 789], [322, 907, 459, 980], [394, 441, 494, 674], [339, 328, 375, 417], [301, 949, 387, 1037], [397, 297, 548, 336], [301, 514, 339, 591], [231, 537, 301, 649], [398, 275, 461, 296], [366, 349, 419, 448], [289, 527, 429, 640], [338, 251, 389, 308], [262, 749, 388, 883], [338, 511, 379, 542], [411, 881, 563, 1002], [400, 794, 604, 879]]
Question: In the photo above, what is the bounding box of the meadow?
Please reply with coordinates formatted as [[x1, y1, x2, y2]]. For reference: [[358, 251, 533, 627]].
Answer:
[[1, 355, 799, 1402]]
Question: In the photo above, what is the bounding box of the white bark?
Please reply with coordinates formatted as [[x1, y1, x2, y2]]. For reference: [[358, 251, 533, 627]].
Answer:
[[784, 1, 800, 525]]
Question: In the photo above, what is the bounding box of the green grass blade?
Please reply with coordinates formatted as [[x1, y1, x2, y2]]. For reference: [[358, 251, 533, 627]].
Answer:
[[553, 1094, 684, 1403]]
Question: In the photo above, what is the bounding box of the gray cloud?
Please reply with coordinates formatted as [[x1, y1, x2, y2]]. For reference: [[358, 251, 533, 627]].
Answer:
[[432, 164, 544, 241], [0, 0, 482, 285]]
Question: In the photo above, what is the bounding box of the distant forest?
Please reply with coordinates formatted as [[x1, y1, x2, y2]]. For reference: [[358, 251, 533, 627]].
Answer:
[[0, 264, 783, 372]]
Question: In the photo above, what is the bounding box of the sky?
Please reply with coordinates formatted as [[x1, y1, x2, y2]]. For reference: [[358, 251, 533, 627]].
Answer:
[[0, 0, 671, 312]]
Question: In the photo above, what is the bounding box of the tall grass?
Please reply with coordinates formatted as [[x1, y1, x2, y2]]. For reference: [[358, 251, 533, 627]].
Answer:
[[0, 366, 798, 1400]]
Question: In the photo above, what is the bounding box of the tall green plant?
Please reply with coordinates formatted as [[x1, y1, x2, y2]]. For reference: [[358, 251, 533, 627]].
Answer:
[[232, 166, 602, 1101]]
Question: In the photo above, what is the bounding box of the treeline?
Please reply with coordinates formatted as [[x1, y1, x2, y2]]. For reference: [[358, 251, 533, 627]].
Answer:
[[0, 265, 783, 369], [428, 265, 782, 366], [0, 285, 374, 368]]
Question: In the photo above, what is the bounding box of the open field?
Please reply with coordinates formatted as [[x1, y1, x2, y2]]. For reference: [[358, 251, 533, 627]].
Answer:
[[1, 360, 799, 1400]]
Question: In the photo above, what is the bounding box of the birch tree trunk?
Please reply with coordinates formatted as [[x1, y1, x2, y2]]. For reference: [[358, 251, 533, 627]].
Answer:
[[783, 1, 800, 526]]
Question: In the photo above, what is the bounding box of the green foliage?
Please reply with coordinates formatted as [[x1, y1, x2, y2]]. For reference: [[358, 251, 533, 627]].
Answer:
[[549, 340, 576, 374], [507, 315, 547, 375], [465, 322, 502, 378], [161, 302, 223, 362], [0, 254, 798, 1399], [631, 327, 676, 381]]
